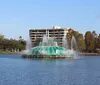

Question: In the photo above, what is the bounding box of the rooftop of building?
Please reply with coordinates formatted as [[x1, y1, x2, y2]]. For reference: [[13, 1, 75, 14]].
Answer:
[[29, 26, 70, 31]]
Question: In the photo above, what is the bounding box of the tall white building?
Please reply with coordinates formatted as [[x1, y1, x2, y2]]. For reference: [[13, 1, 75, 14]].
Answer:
[[29, 26, 69, 47]]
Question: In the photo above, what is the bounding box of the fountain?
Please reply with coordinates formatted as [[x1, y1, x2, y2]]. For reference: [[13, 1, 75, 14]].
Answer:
[[22, 33, 78, 58], [21, 37, 32, 54], [62, 31, 68, 49], [71, 36, 78, 57], [71, 36, 77, 50]]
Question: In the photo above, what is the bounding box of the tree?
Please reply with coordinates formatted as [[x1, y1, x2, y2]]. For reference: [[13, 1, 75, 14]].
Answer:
[[18, 40, 26, 50], [85, 31, 95, 52], [2, 38, 9, 51], [96, 34, 100, 52], [0, 34, 4, 50], [0, 33, 4, 39], [92, 31, 98, 38], [19, 36, 22, 40], [92, 31, 98, 52], [77, 33, 85, 51], [72, 31, 79, 40], [0, 33, 26, 52]]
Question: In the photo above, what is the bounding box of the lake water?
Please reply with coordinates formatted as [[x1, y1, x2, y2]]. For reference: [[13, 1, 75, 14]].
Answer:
[[0, 54, 100, 85]]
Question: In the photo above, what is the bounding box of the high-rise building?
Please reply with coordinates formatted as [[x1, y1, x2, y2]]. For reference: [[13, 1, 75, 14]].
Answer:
[[29, 26, 69, 47]]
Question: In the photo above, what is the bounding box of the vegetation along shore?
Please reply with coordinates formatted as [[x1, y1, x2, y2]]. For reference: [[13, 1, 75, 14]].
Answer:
[[0, 29, 100, 55]]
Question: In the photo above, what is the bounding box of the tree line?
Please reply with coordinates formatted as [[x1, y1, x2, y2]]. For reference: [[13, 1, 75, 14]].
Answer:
[[0, 34, 26, 52], [0, 29, 100, 53], [67, 29, 100, 53]]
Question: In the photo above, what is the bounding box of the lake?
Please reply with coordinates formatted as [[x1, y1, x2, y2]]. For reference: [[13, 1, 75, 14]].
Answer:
[[0, 54, 100, 85]]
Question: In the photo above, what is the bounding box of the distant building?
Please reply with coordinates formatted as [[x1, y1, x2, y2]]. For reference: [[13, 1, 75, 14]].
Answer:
[[29, 26, 69, 47]]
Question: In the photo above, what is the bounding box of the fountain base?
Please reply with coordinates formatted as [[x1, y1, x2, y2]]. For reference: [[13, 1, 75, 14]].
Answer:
[[22, 54, 74, 59]]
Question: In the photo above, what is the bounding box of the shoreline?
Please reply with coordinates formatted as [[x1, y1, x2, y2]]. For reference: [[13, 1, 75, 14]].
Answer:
[[79, 53, 100, 56], [0, 51, 100, 56]]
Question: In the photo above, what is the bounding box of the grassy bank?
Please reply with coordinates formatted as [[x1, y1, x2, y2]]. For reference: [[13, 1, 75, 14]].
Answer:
[[0, 50, 21, 54]]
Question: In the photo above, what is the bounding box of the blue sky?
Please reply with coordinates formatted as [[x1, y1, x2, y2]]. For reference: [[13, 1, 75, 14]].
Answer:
[[0, 0, 100, 39]]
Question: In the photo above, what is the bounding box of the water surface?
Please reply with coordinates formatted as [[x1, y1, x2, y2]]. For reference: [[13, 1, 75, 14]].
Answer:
[[0, 54, 100, 85]]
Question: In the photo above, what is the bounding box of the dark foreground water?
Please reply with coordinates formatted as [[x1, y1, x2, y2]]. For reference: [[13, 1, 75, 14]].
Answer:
[[0, 54, 100, 85]]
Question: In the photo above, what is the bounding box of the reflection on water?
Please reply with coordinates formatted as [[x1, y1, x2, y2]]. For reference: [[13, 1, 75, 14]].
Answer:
[[40, 59, 75, 65], [0, 54, 100, 85]]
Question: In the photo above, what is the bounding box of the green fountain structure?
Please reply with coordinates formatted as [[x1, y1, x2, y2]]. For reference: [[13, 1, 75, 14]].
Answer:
[[22, 33, 77, 58]]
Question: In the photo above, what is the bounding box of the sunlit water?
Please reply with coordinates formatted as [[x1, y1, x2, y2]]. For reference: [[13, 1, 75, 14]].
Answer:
[[0, 54, 100, 85]]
